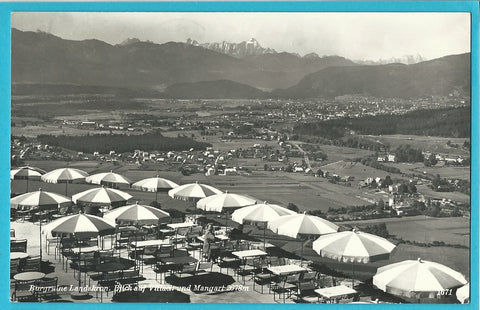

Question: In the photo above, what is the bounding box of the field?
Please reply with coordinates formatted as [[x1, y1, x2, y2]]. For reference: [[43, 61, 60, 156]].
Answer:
[[320, 160, 406, 181], [312, 144, 375, 164], [383, 162, 470, 180], [358, 134, 470, 156], [341, 215, 470, 246], [415, 184, 470, 203]]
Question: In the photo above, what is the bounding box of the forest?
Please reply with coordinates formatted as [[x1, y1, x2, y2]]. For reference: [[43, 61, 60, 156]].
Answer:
[[293, 107, 470, 138], [37, 133, 211, 154]]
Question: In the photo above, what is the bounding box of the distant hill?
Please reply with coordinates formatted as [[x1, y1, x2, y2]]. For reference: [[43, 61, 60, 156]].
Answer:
[[164, 80, 266, 99], [12, 29, 355, 90], [274, 53, 470, 98], [12, 29, 470, 99]]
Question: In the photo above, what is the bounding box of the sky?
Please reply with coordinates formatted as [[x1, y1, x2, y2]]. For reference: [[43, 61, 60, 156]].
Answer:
[[11, 12, 471, 61]]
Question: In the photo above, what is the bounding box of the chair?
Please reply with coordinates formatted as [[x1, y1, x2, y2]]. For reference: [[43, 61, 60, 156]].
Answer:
[[115, 230, 133, 249], [98, 249, 114, 262], [120, 269, 143, 284], [178, 261, 212, 279], [10, 258, 20, 278], [16, 208, 33, 222], [272, 273, 301, 303], [138, 245, 158, 272], [317, 274, 334, 288], [154, 263, 174, 283], [253, 259, 276, 293], [218, 256, 241, 275], [176, 262, 198, 279], [46, 237, 60, 256], [196, 261, 213, 276], [22, 255, 41, 272], [11, 279, 37, 302], [97, 272, 123, 301], [293, 281, 319, 303], [156, 244, 174, 260], [236, 257, 258, 285], [300, 271, 317, 283], [36, 277, 59, 301], [11, 239, 27, 253]]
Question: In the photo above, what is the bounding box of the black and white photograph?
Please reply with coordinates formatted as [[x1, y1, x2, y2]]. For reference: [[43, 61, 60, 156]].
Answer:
[[9, 11, 472, 304]]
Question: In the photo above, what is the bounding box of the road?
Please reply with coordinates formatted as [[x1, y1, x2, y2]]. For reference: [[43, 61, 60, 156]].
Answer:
[[291, 141, 312, 171]]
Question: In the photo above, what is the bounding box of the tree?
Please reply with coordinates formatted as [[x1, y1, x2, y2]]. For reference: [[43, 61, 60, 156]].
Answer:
[[287, 203, 299, 213]]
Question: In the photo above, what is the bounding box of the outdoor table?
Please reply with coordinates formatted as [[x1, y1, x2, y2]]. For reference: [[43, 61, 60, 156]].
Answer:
[[232, 249, 267, 259], [314, 285, 358, 303], [70, 245, 99, 253], [96, 262, 129, 273], [167, 223, 197, 229], [267, 264, 307, 276], [197, 234, 229, 242], [159, 255, 198, 265], [130, 239, 170, 248], [14, 271, 45, 281], [10, 252, 29, 260]]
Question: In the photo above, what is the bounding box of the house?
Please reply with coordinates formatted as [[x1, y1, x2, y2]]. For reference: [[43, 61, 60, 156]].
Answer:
[[387, 154, 396, 162], [294, 167, 304, 173], [223, 168, 238, 175]]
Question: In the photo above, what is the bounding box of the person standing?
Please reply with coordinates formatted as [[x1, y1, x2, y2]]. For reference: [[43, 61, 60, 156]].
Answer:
[[202, 224, 215, 261]]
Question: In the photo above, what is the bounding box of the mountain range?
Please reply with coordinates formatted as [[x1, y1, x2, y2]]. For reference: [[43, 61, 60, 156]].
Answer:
[[12, 29, 470, 99], [185, 38, 276, 58]]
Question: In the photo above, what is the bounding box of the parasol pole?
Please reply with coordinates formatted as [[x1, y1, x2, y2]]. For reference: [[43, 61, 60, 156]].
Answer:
[[39, 210, 42, 263], [225, 211, 228, 232], [352, 261, 355, 288], [263, 222, 266, 250], [300, 238, 303, 265], [78, 236, 82, 287]]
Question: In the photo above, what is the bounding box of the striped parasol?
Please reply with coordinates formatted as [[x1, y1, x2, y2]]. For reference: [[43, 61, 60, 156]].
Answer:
[[456, 283, 469, 304], [373, 258, 468, 299], [268, 213, 339, 261], [103, 202, 171, 225], [197, 191, 257, 230], [11, 188, 73, 262], [41, 168, 89, 195], [132, 175, 179, 201], [72, 186, 133, 208], [232, 202, 297, 247], [11, 165, 46, 192], [313, 229, 396, 288], [267, 213, 339, 239], [231, 202, 296, 224], [43, 213, 116, 238], [196, 191, 256, 212], [42, 213, 116, 287], [312, 229, 396, 263], [168, 181, 222, 201], [11, 188, 72, 210], [85, 170, 132, 187]]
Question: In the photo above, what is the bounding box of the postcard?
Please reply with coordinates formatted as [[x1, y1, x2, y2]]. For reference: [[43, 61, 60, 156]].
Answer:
[[3, 1, 478, 308]]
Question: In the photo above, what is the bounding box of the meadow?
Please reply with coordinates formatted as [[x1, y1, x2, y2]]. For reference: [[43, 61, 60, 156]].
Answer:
[[358, 134, 470, 156]]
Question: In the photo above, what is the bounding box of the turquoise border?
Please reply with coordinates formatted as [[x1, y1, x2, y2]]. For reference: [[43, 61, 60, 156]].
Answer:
[[0, 2, 478, 310]]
